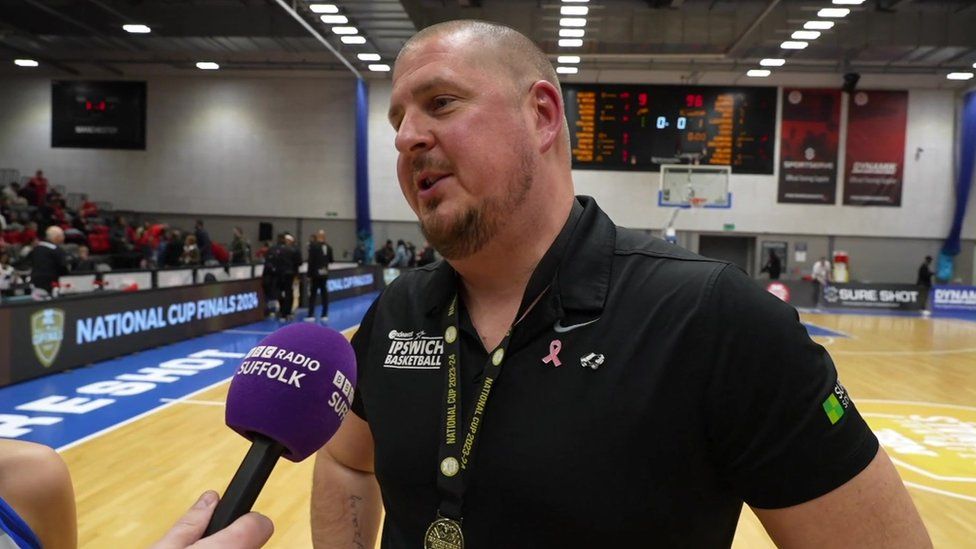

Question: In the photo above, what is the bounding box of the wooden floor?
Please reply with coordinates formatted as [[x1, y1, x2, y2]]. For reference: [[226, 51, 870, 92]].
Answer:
[[61, 312, 976, 548]]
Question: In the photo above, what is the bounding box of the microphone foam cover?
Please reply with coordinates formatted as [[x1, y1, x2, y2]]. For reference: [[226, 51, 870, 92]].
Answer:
[[225, 323, 357, 462]]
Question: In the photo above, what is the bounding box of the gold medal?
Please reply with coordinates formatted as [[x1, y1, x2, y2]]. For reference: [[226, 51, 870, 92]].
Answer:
[[424, 516, 464, 549]]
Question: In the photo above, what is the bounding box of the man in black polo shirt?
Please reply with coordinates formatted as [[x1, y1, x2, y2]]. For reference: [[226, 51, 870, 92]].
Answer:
[[311, 21, 929, 548], [29, 225, 68, 299]]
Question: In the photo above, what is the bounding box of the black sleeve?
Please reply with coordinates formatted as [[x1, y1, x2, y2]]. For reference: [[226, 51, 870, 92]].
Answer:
[[350, 296, 380, 421], [701, 264, 879, 509]]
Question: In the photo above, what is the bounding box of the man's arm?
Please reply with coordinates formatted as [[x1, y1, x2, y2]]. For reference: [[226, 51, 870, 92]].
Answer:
[[311, 412, 382, 549], [754, 447, 930, 548]]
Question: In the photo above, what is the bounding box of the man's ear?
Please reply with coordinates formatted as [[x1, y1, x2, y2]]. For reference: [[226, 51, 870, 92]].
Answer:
[[529, 80, 565, 154]]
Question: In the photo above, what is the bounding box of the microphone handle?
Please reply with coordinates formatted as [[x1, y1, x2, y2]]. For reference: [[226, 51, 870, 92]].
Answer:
[[204, 434, 285, 536]]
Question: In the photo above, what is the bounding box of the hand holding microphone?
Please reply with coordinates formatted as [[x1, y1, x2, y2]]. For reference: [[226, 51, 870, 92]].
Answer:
[[166, 322, 356, 543], [151, 491, 273, 549]]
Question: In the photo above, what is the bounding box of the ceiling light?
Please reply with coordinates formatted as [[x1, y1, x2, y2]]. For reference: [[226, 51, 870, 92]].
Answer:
[[560, 18, 587, 27], [760, 58, 786, 67], [559, 28, 585, 38], [947, 72, 974, 81], [341, 35, 366, 44], [320, 15, 348, 24], [14, 59, 38, 67], [791, 30, 821, 40], [747, 69, 771, 78], [331, 26, 358, 35], [818, 8, 850, 18], [832, 0, 865, 4], [556, 66, 579, 75], [562, 0, 589, 3], [558, 39, 584, 47], [368, 64, 391, 72], [358, 53, 381, 61], [557, 55, 581, 64], [196, 61, 219, 70], [780, 41, 808, 50], [309, 3, 338, 14], [122, 24, 151, 34], [561, 6, 588, 15], [804, 21, 835, 30]]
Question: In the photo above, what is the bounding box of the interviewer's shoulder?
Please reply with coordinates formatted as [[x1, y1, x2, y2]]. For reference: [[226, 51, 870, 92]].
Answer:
[[613, 227, 730, 295]]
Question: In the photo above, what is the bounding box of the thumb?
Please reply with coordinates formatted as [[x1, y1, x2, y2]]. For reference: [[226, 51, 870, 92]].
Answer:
[[193, 512, 274, 549], [149, 491, 219, 549]]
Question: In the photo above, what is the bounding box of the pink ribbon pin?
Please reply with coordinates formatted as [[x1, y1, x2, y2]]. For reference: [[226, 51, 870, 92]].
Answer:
[[542, 339, 562, 367]]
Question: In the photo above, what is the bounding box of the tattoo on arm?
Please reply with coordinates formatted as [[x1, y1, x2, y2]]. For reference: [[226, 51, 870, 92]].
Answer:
[[349, 494, 366, 549]]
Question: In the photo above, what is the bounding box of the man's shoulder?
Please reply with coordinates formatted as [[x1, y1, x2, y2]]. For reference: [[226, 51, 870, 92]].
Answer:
[[374, 261, 445, 307], [612, 225, 728, 281]]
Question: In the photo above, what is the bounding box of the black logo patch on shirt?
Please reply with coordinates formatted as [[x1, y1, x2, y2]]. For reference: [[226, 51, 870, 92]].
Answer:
[[383, 329, 444, 369]]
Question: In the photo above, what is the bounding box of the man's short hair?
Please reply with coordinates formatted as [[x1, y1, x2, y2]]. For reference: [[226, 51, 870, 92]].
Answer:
[[397, 20, 560, 98]]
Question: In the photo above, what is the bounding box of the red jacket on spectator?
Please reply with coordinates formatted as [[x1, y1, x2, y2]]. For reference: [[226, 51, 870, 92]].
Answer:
[[28, 174, 48, 207], [147, 224, 166, 249], [80, 200, 98, 219], [212, 242, 230, 264], [21, 227, 37, 244]]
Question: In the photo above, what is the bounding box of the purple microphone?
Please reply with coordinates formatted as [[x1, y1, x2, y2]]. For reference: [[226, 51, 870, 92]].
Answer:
[[204, 322, 356, 536]]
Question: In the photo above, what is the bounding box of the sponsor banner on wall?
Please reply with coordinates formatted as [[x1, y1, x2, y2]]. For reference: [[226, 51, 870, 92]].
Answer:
[[843, 90, 908, 206], [821, 282, 926, 311], [0, 279, 265, 387], [778, 88, 842, 204], [930, 285, 976, 312]]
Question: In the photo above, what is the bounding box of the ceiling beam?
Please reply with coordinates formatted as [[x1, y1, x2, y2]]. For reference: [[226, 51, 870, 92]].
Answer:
[[21, 0, 141, 52], [725, 0, 782, 56]]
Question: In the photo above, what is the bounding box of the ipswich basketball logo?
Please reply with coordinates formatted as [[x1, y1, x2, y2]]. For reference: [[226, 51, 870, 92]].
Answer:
[[31, 308, 65, 368]]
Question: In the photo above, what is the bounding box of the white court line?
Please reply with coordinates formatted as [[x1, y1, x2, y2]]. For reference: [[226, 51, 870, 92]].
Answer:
[[160, 398, 225, 407], [858, 398, 976, 413], [903, 481, 976, 504], [56, 324, 361, 453], [832, 347, 976, 356]]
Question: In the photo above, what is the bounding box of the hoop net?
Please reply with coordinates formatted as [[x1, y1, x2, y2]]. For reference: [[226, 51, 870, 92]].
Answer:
[[688, 197, 708, 209]]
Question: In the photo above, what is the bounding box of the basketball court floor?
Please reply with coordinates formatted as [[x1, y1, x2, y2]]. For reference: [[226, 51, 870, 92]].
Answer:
[[1, 292, 974, 547]]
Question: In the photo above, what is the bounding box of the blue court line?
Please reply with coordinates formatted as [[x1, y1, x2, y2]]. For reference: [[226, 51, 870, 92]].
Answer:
[[802, 322, 850, 339], [0, 292, 380, 450]]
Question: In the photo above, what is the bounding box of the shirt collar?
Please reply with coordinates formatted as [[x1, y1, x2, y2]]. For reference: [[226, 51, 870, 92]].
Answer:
[[423, 195, 614, 317]]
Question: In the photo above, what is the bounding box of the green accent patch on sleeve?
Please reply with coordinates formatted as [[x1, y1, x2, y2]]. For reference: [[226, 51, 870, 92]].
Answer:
[[823, 393, 845, 425]]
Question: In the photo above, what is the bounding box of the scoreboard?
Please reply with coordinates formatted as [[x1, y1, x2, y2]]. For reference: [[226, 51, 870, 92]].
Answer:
[[564, 84, 776, 174], [51, 80, 147, 150]]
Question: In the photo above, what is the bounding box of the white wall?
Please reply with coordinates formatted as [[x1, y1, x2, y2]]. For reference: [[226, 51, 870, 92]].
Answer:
[[0, 75, 357, 218], [366, 76, 970, 240]]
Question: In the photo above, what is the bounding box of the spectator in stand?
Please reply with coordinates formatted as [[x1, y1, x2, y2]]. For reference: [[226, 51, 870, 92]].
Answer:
[[72, 245, 97, 273], [27, 170, 48, 207], [375, 239, 395, 266], [29, 226, 68, 299], [255, 240, 271, 260], [0, 203, 6, 232], [916, 256, 934, 288], [181, 234, 201, 266], [161, 230, 184, 267], [195, 220, 214, 263], [417, 241, 436, 266], [305, 229, 334, 323], [388, 239, 411, 268], [111, 216, 135, 253], [22, 222, 38, 246], [79, 194, 98, 219], [2, 182, 22, 204], [0, 252, 17, 297], [212, 241, 230, 265], [230, 227, 251, 265]]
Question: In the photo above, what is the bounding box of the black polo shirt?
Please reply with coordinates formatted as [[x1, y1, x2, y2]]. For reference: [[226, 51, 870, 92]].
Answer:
[[350, 196, 878, 548]]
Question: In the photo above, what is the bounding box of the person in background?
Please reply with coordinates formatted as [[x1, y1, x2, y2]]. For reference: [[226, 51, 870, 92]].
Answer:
[[181, 234, 201, 266], [72, 245, 97, 273], [417, 241, 437, 266], [761, 250, 782, 280], [388, 239, 411, 267], [305, 229, 334, 323], [812, 256, 832, 307], [79, 194, 98, 219], [195, 220, 214, 264], [353, 241, 367, 265], [27, 170, 48, 207], [0, 252, 17, 297], [29, 225, 68, 299], [375, 239, 395, 266], [267, 233, 301, 321], [230, 227, 252, 265], [916, 255, 933, 287]]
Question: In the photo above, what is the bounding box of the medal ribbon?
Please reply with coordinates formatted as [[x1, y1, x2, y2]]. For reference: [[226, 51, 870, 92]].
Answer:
[[435, 294, 514, 521]]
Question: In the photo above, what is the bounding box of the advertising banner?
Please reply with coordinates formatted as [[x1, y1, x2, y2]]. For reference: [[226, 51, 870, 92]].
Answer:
[[821, 282, 926, 311], [930, 285, 976, 312], [778, 89, 842, 204], [843, 90, 909, 206], [0, 279, 265, 387]]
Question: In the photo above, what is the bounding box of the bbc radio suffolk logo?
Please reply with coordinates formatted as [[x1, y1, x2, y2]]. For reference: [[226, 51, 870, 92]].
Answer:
[[30, 308, 65, 368]]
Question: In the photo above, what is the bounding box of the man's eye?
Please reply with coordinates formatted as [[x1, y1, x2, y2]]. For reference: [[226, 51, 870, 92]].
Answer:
[[432, 97, 455, 110]]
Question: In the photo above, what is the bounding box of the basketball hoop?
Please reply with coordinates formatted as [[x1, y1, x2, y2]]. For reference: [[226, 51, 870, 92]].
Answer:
[[688, 197, 708, 210]]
